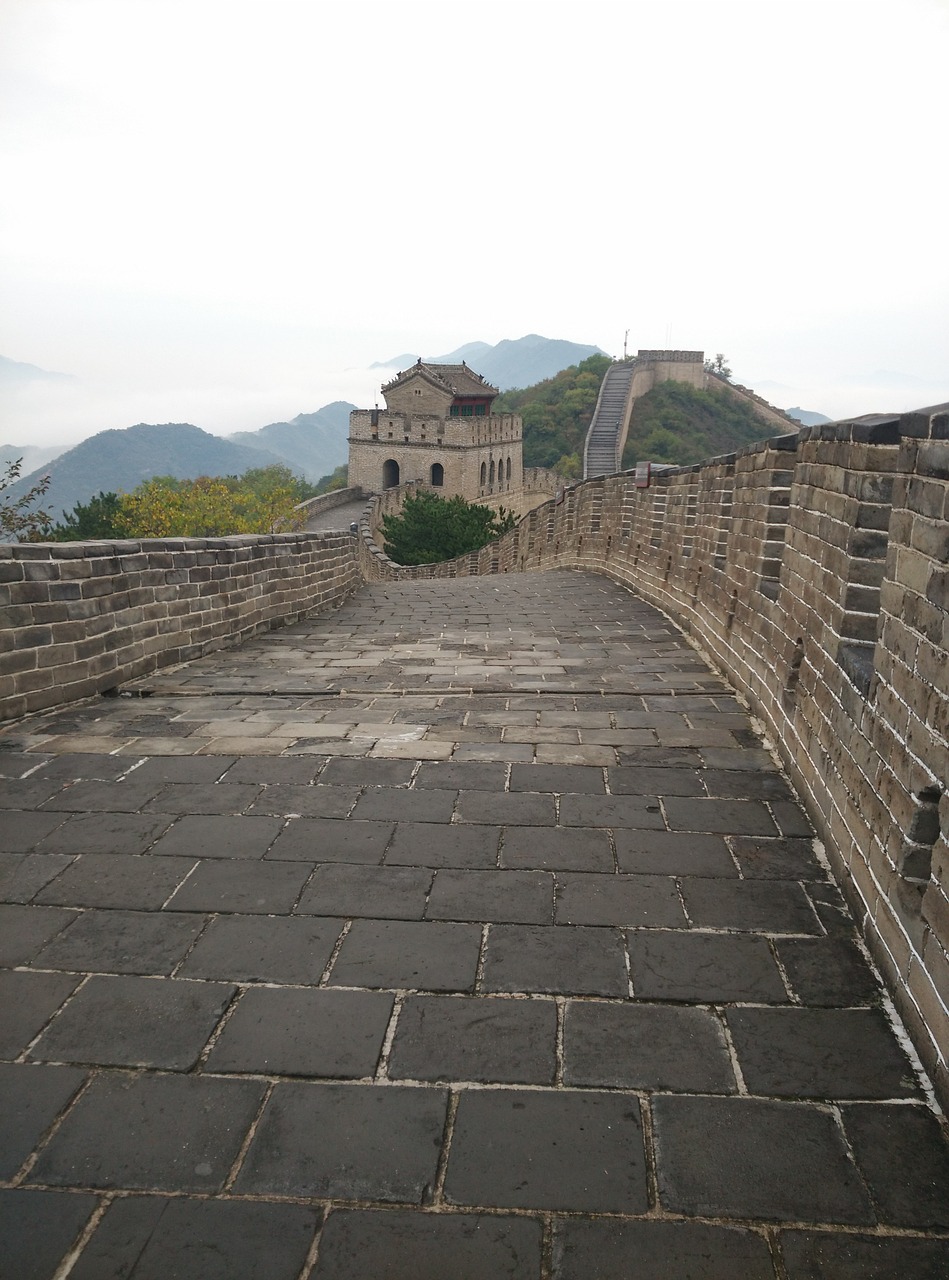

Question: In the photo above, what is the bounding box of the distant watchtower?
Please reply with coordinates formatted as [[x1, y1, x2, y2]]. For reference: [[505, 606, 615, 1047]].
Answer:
[[348, 360, 523, 502]]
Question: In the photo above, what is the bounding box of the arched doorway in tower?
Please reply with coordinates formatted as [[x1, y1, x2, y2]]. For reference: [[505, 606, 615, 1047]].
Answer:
[[430, 463, 444, 487], [382, 459, 400, 489]]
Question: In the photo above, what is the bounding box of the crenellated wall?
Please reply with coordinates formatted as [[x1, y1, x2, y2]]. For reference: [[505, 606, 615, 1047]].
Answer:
[[2, 404, 947, 1105], [0, 532, 360, 719], [358, 406, 949, 1104]]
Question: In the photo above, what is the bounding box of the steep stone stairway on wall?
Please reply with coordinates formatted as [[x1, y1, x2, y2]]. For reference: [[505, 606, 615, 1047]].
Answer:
[[583, 361, 636, 478]]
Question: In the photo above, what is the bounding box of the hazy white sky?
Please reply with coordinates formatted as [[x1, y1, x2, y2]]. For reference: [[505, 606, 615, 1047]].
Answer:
[[1, 0, 947, 447]]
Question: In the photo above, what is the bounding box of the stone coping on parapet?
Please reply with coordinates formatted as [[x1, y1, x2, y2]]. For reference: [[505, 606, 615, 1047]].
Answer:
[[0, 531, 354, 559]]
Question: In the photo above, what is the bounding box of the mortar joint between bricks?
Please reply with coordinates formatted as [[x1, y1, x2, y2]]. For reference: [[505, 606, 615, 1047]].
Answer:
[[318, 919, 352, 987], [222, 1080, 274, 1192]]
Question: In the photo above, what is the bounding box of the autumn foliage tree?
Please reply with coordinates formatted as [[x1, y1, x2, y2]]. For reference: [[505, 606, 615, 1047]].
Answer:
[[0, 458, 53, 541]]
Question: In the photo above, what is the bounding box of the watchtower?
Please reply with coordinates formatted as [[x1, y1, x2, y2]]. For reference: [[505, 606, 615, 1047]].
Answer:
[[348, 360, 523, 502]]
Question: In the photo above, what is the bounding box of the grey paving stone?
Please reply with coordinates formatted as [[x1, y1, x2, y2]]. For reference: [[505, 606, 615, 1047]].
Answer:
[[559, 794, 665, 829], [614, 829, 737, 876], [219, 756, 321, 784], [770, 800, 814, 837], [30, 753, 130, 782], [35, 812, 175, 855], [444, 1088, 647, 1213], [628, 928, 788, 1002], [456, 791, 557, 826], [607, 766, 704, 797], [131, 755, 239, 784], [0, 850, 73, 900], [779, 1231, 949, 1279], [0, 811, 69, 852], [388, 995, 557, 1084], [663, 796, 779, 835], [509, 764, 605, 793], [352, 787, 457, 823], [551, 1218, 776, 1280], [0, 903, 77, 965], [426, 869, 553, 924], [387, 822, 501, 869], [312, 1209, 543, 1280], [206, 987, 393, 1078], [501, 827, 613, 872], [0, 778, 68, 810], [482, 924, 627, 996], [32, 908, 206, 975], [841, 1103, 949, 1228], [246, 783, 360, 818], [698, 747, 775, 771], [617, 747, 703, 768], [320, 757, 416, 786], [70, 1196, 321, 1280], [729, 835, 825, 880], [555, 872, 684, 927], [32, 1072, 265, 1191], [680, 878, 822, 933], [144, 782, 265, 814], [0, 970, 81, 1058], [330, 919, 482, 992], [30, 974, 234, 1069], [0, 1188, 98, 1280], [167, 859, 311, 914], [415, 761, 508, 791], [178, 913, 343, 984], [0, 1063, 87, 1178], [268, 817, 394, 863], [700, 769, 796, 801], [775, 936, 882, 1006], [34, 853, 195, 909], [652, 1095, 874, 1224], [726, 1008, 919, 1099], [297, 864, 433, 920], [39, 778, 166, 812], [234, 1081, 448, 1201], [563, 1001, 735, 1092], [148, 814, 284, 860]]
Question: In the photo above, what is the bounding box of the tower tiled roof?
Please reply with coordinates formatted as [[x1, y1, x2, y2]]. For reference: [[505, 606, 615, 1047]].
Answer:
[[382, 360, 499, 399]]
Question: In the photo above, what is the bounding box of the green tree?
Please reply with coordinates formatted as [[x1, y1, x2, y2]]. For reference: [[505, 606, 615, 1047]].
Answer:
[[0, 458, 53, 541], [381, 491, 516, 566], [48, 491, 122, 540], [704, 353, 733, 380]]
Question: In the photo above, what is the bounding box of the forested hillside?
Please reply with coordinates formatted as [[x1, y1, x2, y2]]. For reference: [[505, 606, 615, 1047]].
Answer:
[[494, 355, 610, 476], [620, 381, 778, 469]]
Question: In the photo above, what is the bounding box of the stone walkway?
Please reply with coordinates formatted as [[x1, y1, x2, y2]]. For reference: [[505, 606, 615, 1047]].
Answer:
[[1, 572, 948, 1278]]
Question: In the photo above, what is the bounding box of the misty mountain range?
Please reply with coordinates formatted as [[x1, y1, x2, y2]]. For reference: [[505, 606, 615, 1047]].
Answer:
[[372, 334, 608, 391], [1, 403, 354, 523]]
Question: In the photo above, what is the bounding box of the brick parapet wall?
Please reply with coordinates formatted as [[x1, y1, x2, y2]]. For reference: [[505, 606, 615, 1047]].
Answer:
[[0, 533, 360, 719], [358, 411, 949, 1105]]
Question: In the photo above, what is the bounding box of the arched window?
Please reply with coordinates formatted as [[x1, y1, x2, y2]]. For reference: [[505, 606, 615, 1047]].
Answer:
[[382, 459, 400, 489], [506, 457, 512, 481], [430, 462, 444, 487], [480, 462, 486, 487], [489, 460, 496, 486]]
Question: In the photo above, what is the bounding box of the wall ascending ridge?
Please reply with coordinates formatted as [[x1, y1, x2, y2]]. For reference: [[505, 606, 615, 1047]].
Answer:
[[360, 406, 949, 1106]]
